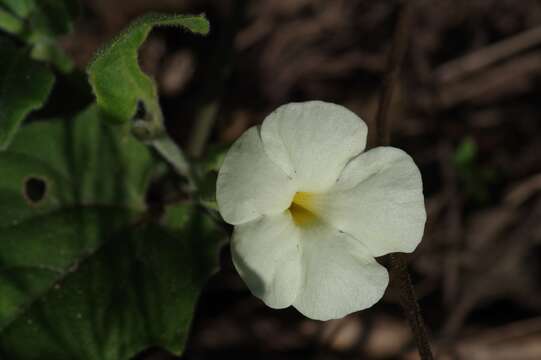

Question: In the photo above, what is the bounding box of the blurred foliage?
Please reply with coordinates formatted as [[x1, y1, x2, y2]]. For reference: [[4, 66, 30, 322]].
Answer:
[[453, 137, 497, 204], [0, 0, 77, 72], [194, 143, 229, 211]]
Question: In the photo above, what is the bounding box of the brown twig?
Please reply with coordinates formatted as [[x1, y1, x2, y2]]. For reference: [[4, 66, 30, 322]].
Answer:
[[374, 2, 434, 360], [374, 1, 414, 147], [388, 253, 434, 360], [435, 50, 541, 108], [435, 25, 541, 84]]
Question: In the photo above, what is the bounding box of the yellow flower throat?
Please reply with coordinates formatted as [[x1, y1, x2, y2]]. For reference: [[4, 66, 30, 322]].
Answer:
[[289, 192, 318, 226]]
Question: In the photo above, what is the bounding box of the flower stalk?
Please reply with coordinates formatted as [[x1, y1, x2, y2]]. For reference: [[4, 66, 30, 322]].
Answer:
[[374, 1, 435, 359]]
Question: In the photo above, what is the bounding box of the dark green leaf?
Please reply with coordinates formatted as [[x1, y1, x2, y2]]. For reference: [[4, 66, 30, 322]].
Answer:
[[0, 39, 54, 150], [87, 13, 209, 124], [0, 206, 221, 359], [0, 106, 222, 358]]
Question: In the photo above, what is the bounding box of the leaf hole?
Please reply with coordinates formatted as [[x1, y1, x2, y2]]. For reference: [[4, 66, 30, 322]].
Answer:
[[134, 100, 147, 120], [23, 176, 48, 205]]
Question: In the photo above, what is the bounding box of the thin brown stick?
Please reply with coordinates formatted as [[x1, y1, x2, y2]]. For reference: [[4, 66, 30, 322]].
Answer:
[[435, 25, 541, 84], [389, 253, 434, 360], [375, 1, 414, 146], [374, 2, 434, 359]]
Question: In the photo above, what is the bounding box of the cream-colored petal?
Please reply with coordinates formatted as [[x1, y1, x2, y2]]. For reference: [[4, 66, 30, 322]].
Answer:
[[311, 147, 426, 257], [293, 223, 389, 321], [217, 127, 296, 225], [231, 212, 302, 309], [261, 101, 367, 192]]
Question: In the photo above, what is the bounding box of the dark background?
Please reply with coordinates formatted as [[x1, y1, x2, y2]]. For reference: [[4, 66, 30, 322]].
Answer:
[[61, 0, 541, 359]]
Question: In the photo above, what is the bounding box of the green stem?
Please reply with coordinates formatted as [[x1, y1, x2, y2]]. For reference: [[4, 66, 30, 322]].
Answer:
[[150, 135, 194, 185], [186, 0, 246, 158], [187, 101, 219, 158], [374, 2, 434, 359], [132, 115, 198, 190]]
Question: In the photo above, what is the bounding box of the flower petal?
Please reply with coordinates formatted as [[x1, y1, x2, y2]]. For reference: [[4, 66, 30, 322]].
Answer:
[[231, 212, 302, 309], [261, 101, 367, 192], [312, 147, 426, 257], [293, 223, 389, 321], [217, 127, 296, 225]]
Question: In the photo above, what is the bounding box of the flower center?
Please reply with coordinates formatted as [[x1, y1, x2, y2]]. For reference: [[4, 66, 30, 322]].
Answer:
[[289, 192, 318, 226]]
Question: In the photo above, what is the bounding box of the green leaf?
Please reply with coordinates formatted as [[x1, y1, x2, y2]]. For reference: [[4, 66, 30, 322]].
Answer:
[[0, 0, 78, 72], [0, 7, 23, 33], [452, 137, 499, 204], [0, 106, 222, 358], [30, 40, 74, 73], [87, 13, 210, 125], [0, 39, 54, 150], [0, 0, 34, 18], [453, 137, 477, 168]]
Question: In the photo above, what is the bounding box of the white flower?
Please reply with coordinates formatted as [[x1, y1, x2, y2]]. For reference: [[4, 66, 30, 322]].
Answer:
[[216, 101, 426, 321]]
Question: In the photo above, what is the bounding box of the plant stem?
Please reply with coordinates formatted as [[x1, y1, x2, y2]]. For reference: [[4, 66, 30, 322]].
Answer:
[[375, 1, 413, 147], [389, 253, 434, 360], [374, 2, 434, 359], [187, 101, 219, 158], [186, 0, 247, 158], [151, 135, 195, 186]]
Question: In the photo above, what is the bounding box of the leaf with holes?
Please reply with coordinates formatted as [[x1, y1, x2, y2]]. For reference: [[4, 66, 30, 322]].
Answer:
[[0, 0, 78, 72], [87, 13, 209, 124], [0, 106, 223, 359], [0, 39, 55, 151]]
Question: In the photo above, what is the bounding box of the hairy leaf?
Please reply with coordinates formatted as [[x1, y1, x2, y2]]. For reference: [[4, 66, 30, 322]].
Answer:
[[87, 13, 209, 124]]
